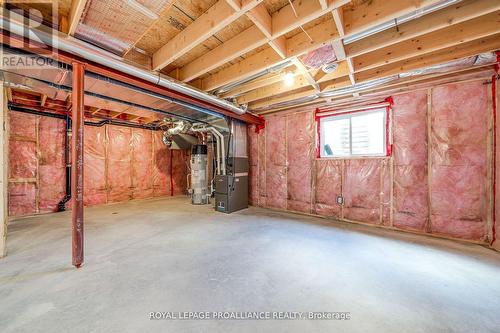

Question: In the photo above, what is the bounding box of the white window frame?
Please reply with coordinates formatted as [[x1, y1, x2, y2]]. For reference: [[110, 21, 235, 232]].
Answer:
[[319, 108, 387, 158]]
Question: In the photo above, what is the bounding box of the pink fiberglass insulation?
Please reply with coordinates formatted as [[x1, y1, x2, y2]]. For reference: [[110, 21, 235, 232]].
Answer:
[[430, 81, 489, 240], [152, 131, 171, 197], [107, 126, 132, 203], [301, 44, 337, 69], [265, 115, 287, 210], [247, 125, 259, 206], [9, 183, 36, 216], [286, 112, 314, 213], [8, 110, 186, 217], [131, 128, 153, 199], [343, 159, 381, 224], [496, 83, 500, 247], [9, 140, 37, 180], [38, 117, 65, 212], [314, 159, 342, 218], [258, 128, 266, 207], [9, 111, 37, 180], [172, 149, 189, 195], [8, 113, 37, 216], [10, 112, 36, 139], [84, 125, 107, 206], [380, 159, 391, 226], [392, 91, 429, 231]]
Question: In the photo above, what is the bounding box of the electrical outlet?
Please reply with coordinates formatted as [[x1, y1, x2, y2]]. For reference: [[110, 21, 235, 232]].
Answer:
[[336, 195, 344, 205]]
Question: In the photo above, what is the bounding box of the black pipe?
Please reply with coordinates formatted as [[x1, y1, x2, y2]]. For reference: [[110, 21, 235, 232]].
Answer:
[[8, 105, 166, 212], [3, 69, 208, 124], [8, 104, 163, 130], [84, 72, 225, 120], [58, 113, 72, 212]]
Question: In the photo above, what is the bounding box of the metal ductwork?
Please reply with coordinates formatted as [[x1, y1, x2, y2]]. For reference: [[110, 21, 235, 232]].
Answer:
[[167, 121, 191, 136], [0, 8, 246, 115]]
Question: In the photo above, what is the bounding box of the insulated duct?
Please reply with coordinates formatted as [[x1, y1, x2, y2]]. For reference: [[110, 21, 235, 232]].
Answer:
[[0, 8, 246, 115]]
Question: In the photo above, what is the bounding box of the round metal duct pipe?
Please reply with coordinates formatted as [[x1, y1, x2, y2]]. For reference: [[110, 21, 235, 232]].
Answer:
[[0, 9, 247, 115]]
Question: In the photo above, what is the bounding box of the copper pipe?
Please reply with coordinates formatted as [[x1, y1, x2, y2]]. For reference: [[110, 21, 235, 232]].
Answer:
[[71, 62, 85, 268]]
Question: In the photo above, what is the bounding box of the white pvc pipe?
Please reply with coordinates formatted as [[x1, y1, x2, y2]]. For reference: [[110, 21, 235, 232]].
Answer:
[[209, 128, 226, 176]]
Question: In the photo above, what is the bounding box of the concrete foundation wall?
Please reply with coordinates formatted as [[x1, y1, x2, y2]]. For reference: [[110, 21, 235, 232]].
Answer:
[[248, 80, 495, 243], [7, 112, 189, 217]]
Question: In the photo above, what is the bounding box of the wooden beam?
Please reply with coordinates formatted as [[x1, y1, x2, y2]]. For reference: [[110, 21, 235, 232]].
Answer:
[[248, 76, 351, 110], [59, 15, 69, 34], [345, 0, 500, 58], [246, 3, 272, 38], [179, 0, 346, 82], [200, 0, 450, 92], [202, 18, 340, 91], [269, 36, 287, 59], [353, 11, 500, 72], [314, 60, 350, 83], [220, 70, 294, 98], [177, 26, 267, 82], [319, 0, 329, 11], [225, 0, 241, 11], [355, 33, 500, 82], [202, 46, 284, 91], [5, 87, 12, 102], [0, 82, 8, 258], [237, 74, 311, 104], [152, 0, 262, 70], [40, 94, 47, 107], [343, 0, 443, 36], [331, 39, 346, 61], [319, 75, 352, 92], [250, 89, 317, 110], [291, 58, 320, 92], [68, 0, 88, 36], [347, 58, 355, 85], [272, 0, 349, 37], [123, 1, 176, 57], [257, 66, 493, 112], [331, 8, 345, 37]]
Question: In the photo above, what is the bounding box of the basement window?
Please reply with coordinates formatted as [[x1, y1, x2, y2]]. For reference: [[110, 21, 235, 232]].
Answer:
[[318, 108, 387, 158]]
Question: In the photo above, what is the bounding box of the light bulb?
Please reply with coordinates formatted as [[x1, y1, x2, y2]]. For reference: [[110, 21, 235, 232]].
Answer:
[[283, 72, 295, 87]]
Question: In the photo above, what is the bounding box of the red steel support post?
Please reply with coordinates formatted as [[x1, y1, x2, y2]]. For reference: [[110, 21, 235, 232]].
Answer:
[[72, 62, 85, 267]]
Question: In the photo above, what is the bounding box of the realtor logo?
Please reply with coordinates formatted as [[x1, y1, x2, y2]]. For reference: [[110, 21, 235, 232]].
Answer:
[[1, 0, 58, 69]]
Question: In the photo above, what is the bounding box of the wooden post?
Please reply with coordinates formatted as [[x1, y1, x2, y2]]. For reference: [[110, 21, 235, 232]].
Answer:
[[0, 83, 8, 258], [71, 62, 85, 267]]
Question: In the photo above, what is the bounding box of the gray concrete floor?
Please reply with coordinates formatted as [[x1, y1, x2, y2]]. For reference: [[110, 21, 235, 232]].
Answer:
[[0, 196, 499, 333]]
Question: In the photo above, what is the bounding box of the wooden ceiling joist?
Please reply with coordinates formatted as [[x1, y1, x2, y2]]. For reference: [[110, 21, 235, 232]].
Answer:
[[345, 0, 500, 58], [314, 60, 350, 83], [177, 25, 268, 82], [202, 0, 449, 94], [67, 0, 88, 36], [237, 74, 311, 104], [152, 0, 263, 70], [202, 18, 340, 91], [342, 0, 444, 36], [355, 33, 500, 83], [291, 58, 320, 92], [176, 0, 347, 82], [271, 0, 349, 37], [353, 11, 500, 72], [250, 89, 318, 110], [220, 70, 296, 98]]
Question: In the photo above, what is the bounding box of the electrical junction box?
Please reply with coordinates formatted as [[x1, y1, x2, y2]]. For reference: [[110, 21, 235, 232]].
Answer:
[[336, 195, 344, 205]]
